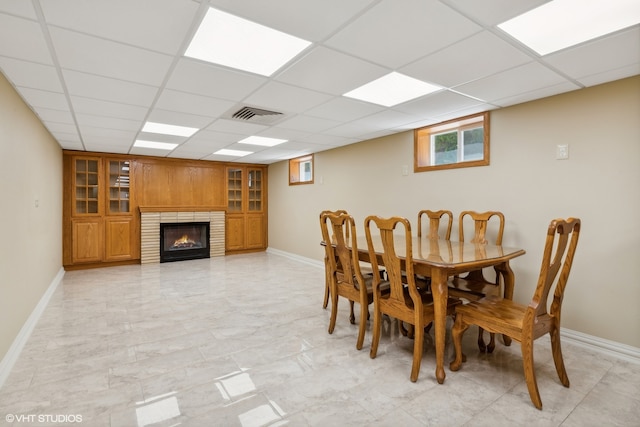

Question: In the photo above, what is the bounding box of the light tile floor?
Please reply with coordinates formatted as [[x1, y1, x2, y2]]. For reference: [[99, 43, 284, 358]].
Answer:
[[1, 252, 638, 426]]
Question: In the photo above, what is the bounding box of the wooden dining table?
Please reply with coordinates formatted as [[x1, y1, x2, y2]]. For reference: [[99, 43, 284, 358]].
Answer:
[[356, 235, 526, 384]]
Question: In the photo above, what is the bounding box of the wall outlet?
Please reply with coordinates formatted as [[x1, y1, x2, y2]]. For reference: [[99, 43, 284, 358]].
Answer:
[[401, 165, 409, 176], [556, 144, 569, 160]]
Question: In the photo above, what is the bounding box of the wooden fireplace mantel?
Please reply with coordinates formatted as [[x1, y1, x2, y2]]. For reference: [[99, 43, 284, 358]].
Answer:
[[139, 206, 227, 213]]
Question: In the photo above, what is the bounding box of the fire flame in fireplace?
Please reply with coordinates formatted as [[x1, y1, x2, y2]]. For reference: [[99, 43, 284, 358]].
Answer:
[[172, 234, 197, 248]]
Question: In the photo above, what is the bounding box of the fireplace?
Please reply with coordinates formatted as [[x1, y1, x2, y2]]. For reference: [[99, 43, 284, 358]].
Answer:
[[160, 222, 210, 263]]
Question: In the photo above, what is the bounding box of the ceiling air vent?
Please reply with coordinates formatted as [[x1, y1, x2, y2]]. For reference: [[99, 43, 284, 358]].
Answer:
[[224, 105, 286, 125]]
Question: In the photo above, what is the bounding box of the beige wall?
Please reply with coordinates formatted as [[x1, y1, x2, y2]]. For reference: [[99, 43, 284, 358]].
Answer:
[[268, 76, 640, 348], [0, 73, 63, 360]]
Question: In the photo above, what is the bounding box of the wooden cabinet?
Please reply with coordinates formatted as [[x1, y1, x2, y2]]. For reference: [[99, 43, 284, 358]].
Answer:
[[64, 154, 135, 268], [226, 166, 267, 252], [63, 150, 267, 268]]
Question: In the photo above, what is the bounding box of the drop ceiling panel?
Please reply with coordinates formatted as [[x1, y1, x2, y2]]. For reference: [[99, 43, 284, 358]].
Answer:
[[0, 57, 62, 92], [206, 0, 377, 42], [305, 97, 385, 122], [204, 118, 267, 136], [0, 0, 36, 19], [453, 62, 578, 103], [75, 113, 141, 132], [63, 70, 159, 106], [17, 87, 67, 110], [325, 0, 481, 68], [400, 31, 533, 87], [166, 59, 267, 100], [34, 107, 75, 124], [244, 81, 333, 113], [154, 89, 236, 117], [0, 16, 52, 65], [274, 114, 341, 133], [39, 0, 200, 54], [444, 0, 549, 26], [70, 96, 148, 121], [145, 109, 213, 129], [50, 28, 173, 86], [275, 46, 388, 95], [544, 28, 640, 82]]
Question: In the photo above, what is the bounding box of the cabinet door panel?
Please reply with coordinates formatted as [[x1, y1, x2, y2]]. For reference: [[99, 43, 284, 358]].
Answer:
[[226, 216, 245, 251], [72, 219, 102, 263], [246, 215, 265, 249], [105, 218, 133, 261]]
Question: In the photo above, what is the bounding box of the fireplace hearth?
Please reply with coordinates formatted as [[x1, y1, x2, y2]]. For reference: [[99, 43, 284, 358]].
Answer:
[[160, 222, 210, 263]]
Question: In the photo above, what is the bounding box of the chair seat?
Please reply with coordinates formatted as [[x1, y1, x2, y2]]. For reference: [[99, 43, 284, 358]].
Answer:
[[448, 276, 500, 301]]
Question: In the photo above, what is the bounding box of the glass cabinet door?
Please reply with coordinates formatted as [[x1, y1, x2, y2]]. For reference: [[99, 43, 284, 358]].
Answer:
[[74, 158, 99, 214], [248, 168, 263, 212], [227, 168, 243, 212], [108, 160, 130, 213]]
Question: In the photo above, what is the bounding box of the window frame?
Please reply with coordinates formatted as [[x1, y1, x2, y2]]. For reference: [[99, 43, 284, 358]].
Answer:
[[414, 112, 490, 172], [289, 154, 314, 185]]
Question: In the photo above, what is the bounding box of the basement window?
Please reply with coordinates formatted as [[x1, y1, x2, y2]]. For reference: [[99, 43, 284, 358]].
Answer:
[[289, 154, 313, 185], [414, 112, 489, 172]]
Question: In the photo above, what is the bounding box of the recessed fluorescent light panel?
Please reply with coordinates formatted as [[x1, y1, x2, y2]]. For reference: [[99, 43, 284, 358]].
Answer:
[[238, 136, 287, 147], [142, 122, 198, 137], [134, 140, 179, 150], [498, 0, 640, 56], [185, 7, 311, 76], [343, 72, 441, 107], [213, 149, 253, 157]]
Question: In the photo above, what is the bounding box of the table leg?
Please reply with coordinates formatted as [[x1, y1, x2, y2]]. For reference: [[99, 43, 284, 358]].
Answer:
[[430, 268, 448, 384], [496, 261, 514, 346]]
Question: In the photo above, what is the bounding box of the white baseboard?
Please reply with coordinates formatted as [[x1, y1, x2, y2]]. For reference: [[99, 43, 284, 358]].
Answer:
[[267, 247, 640, 365], [561, 328, 640, 364], [0, 267, 65, 389]]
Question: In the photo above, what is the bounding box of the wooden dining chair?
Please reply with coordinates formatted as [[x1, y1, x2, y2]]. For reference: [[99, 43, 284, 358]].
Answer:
[[320, 209, 349, 310], [417, 209, 453, 240], [448, 210, 505, 352], [365, 215, 460, 382], [450, 218, 581, 410], [398, 209, 453, 338], [320, 211, 388, 350]]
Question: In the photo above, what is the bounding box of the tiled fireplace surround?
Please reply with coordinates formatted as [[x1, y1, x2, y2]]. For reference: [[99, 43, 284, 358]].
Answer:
[[140, 208, 225, 264]]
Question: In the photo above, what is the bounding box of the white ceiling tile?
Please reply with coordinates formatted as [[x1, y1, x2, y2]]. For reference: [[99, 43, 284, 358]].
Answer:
[[305, 97, 384, 122], [129, 146, 172, 157], [244, 81, 332, 113], [576, 63, 640, 88], [325, 0, 481, 68], [0, 0, 36, 19], [205, 118, 267, 136], [206, 0, 377, 42], [70, 96, 148, 121], [39, 0, 200, 54], [0, 57, 62, 92], [50, 28, 173, 86], [492, 81, 582, 107], [276, 46, 388, 95], [146, 109, 212, 129], [445, 0, 549, 26], [155, 89, 236, 117], [275, 114, 341, 133], [37, 108, 75, 124], [393, 89, 483, 118], [84, 143, 131, 154], [63, 70, 158, 106], [43, 122, 78, 135], [400, 31, 533, 87], [17, 88, 67, 110], [0, 14, 52, 64], [75, 113, 141, 132], [544, 28, 640, 81], [166, 59, 267, 101], [453, 62, 574, 103]]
